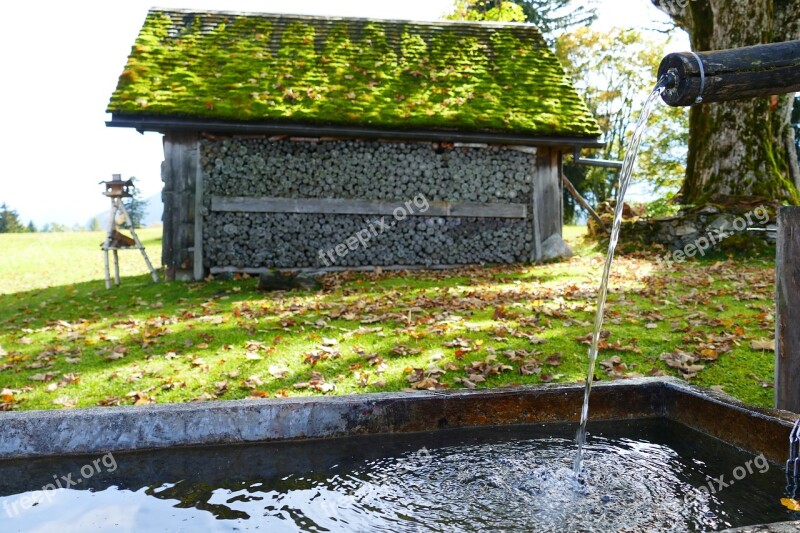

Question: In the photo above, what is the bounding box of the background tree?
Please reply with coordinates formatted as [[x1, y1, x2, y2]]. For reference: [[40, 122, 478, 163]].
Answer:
[[448, 0, 596, 39], [88, 217, 102, 232], [0, 203, 24, 233], [794, 96, 800, 160], [26, 221, 36, 233], [120, 177, 146, 229], [555, 28, 688, 219], [651, 0, 800, 205]]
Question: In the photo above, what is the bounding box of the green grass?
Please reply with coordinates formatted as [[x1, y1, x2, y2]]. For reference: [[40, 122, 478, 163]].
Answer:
[[0, 226, 778, 412], [0, 229, 162, 295]]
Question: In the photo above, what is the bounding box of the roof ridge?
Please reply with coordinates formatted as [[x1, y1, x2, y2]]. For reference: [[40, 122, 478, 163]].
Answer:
[[148, 6, 545, 32]]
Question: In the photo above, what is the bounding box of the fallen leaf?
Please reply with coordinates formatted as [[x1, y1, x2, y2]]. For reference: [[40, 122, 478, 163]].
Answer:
[[29, 373, 56, 382], [544, 355, 562, 366], [97, 397, 122, 406], [268, 364, 289, 378], [750, 340, 775, 351], [699, 348, 718, 361], [52, 396, 77, 408], [781, 498, 800, 511], [242, 375, 264, 388], [191, 392, 217, 402], [214, 380, 229, 395], [454, 377, 476, 389]]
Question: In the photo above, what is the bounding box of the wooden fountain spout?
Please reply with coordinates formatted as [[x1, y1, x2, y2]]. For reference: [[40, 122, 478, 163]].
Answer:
[[657, 40, 800, 106]]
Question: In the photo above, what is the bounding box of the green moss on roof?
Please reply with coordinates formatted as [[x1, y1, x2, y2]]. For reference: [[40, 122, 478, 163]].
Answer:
[[108, 9, 601, 138]]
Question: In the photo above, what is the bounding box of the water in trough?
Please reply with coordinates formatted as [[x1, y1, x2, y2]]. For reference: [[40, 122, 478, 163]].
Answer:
[[0, 420, 792, 531]]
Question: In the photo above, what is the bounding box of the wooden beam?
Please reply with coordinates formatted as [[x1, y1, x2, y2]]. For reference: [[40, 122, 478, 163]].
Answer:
[[776, 206, 800, 413], [531, 147, 560, 260], [561, 173, 606, 232], [161, 132, 199, 281], [210, 196, 527, 219], [193, 140, 204, 281]]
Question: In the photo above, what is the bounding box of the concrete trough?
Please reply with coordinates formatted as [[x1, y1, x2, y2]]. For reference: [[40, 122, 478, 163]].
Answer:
[[0, 377, 796, 463]]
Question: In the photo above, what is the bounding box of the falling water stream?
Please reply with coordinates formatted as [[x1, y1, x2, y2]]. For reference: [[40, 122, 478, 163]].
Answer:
[[573, 80, 671, 475]]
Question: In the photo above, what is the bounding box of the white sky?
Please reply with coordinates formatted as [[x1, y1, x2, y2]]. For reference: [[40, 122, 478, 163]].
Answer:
[[0, 1, 681, 227]]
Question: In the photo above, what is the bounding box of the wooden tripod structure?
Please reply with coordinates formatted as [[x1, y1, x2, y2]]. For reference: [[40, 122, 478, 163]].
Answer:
[[101, 176, 159, 289]]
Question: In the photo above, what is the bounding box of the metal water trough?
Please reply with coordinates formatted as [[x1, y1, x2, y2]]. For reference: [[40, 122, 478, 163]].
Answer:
[[0, 377, 796, 464]]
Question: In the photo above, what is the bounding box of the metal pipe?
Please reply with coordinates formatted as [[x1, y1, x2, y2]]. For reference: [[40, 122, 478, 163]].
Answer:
[[571, 148, 623, 170], [658, 40, 800, 107]]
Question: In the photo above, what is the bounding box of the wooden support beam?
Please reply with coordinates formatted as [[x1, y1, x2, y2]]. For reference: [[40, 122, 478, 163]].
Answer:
[[561, 173, 606, 232], [776, 206, 800, 413], [210, 196, 528, 219], [193, 141, 204, 281]]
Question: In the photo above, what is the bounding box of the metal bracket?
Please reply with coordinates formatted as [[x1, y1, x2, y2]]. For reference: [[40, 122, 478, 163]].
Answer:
[[787, 419, 800, 498], [688, 51, 706, 104]]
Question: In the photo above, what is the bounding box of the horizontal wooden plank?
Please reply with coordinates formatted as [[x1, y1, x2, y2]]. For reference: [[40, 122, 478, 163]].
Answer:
[[211, 196, 527, 219]]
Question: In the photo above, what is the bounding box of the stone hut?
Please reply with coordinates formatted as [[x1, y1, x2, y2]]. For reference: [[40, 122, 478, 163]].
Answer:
[[107, 8, 601, 280]]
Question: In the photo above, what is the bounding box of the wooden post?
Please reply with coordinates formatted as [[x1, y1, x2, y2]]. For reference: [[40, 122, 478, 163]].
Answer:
[[113, 250, 120, 286], [161, 132, 199, 281], [776, 206, 800, 412], [193, 140, 204, 281]]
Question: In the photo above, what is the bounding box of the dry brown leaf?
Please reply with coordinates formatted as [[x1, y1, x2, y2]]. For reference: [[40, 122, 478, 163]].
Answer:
[[52, 396, 77, 408], [29, 373, 56, 382], [750, 339, 775, 351], [269, 365, 289, 378]]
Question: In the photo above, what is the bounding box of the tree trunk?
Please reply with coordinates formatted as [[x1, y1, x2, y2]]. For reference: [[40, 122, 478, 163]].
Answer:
[[652, 0, 800, 204]]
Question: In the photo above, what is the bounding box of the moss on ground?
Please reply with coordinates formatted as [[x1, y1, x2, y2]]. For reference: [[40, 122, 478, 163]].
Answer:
[[0, 226, 779, 412]]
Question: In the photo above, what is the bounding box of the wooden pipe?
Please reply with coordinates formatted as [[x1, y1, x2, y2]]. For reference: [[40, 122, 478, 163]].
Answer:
[[657, 40, 800, 106]]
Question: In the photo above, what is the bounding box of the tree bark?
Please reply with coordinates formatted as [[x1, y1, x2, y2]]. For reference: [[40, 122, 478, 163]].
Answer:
[[652, 0, 800, 204]]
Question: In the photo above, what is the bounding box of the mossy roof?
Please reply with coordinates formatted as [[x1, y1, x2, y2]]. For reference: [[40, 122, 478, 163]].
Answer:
[[107, 8, 601, 139]]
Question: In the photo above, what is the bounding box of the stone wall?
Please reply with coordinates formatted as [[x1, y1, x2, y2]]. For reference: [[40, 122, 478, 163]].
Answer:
[[199, 137, 555, 270], [623, 205, 777, 252]]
